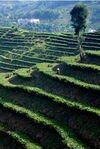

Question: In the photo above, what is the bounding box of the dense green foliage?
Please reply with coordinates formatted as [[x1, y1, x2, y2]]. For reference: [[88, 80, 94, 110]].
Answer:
[[0, 1, 99, 32], [0, 26, 99, 72], [33, 10, 59, 20], [0, 27, 100, 148], [70, 4, 89, 35], [0, 122, 43, 149]]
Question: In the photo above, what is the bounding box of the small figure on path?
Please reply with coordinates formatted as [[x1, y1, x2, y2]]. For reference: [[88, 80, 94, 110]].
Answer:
[[56, 68, 60, 74]]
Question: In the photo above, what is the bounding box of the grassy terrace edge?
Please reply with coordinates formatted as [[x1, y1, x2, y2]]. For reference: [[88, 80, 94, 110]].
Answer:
[[86, 50, 100, 57], [36, 62, 100, 91], [0, 98, 88, 149], [0, 122, 43, 149], [0, 72, 100, 118], [58, 55, 100, 72], [34, 63, 100, 114]]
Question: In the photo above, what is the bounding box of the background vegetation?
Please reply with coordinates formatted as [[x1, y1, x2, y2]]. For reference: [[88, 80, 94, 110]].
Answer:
[[0, 1, 99, 32]]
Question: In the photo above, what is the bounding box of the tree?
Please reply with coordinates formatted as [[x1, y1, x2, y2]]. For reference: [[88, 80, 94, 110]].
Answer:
[[77, 34, 85, 61], [70, 4, 89, 36]]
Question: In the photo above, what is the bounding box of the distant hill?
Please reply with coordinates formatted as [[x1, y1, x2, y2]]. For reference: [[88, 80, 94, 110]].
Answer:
[[0, 1, 99, 32]]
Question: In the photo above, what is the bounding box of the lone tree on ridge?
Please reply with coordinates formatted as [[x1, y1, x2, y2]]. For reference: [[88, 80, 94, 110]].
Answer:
[[70, 4, 89, 36], [70, 4, 89, 61]]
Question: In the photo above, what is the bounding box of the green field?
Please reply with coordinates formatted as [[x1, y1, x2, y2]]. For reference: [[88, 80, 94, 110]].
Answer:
[[0, 26, 100, 149]]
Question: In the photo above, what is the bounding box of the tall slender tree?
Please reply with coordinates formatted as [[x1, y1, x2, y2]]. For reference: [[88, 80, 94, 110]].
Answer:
[[70, 4, 89, 36], [70, 4, 89, 61]]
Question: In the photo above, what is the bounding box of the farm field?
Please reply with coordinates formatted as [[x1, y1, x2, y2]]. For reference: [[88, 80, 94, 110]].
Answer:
[[0, 26, 100, 149]]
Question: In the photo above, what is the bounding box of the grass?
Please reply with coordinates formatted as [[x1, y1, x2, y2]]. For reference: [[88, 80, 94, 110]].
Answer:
[[56, 55, 100, 85], [0, 26, 100, 148], [58, 55, 100, 71], [0, 98, 89, 149], [0, 26, 99, 73], [0, 71, 100, 117], [0, 122, 43, 149], [0, 69, 99, 148], [35, 62, 100, 107], [0, 26, 81, 73], [37, 62, 100, 91], [14, 68, 32, 79], [86, 50, 100, 57]]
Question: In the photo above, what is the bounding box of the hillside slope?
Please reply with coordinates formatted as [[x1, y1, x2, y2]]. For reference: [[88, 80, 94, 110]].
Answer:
[[0, 26, 100, 72], [0, 27, 100, 148]]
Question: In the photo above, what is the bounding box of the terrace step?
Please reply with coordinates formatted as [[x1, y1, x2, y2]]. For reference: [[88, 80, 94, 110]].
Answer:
[[0, 66, 14, 72], [0, 122, 43, 149], [85, 37, 100, 43], [0, 99, 87, 149], [0, 49, 54, 65], [46, 44, 77, 52], [82, 50, 100, 66], [0, 60, 29, 70], [0, 27, 79, 66], [0, 73, 98, 148], [57, 57, 100, 85], [83, 45, 100, 51], [0, 105, 67, 149], [0, 26, 100, 149], [0, 55, 35, 67], [35, 63, 100, 108], [0, 129, 24, 149]]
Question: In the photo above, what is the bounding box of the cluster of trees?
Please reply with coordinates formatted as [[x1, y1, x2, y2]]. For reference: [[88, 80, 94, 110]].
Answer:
[[33, 10, 59, 20], [70, 4, 89, 36], [0, 1, 99, 33], [18, 23, 67, 33]]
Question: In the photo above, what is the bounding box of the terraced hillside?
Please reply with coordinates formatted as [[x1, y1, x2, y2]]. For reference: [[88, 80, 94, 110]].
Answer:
[[0, 26, 100, 149], [0, 26, 100, 72]]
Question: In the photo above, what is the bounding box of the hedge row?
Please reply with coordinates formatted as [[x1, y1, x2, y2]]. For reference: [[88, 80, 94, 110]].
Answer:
[[0, 38, 35, 43], [0, 96, 87, 149], [83, 45, 100, 50], [33, 49, 73, 57], [0, 41, 34, 46], [0, 49, 54, 63], [83, 41, 100, 47], [47, 39, 77, 47], [84, 33, 100, 38], [47, 41, 69, 47], [0, 122, 43, 149], [0, 60, 28, 69], [14, 68, 32, 79], [0, 55, 35, 67], [37, 62, 100, 89], [36, 63, 100, 107], [0, 72, 100, 118], [85, 50, 100, 57], [58, 56, 100, 72], [46, 44, 77, 52], [47, 36, 77, 42], [85, 37, 100, 43], [0, 45, 29, 50], [0, 66, 14, 72]]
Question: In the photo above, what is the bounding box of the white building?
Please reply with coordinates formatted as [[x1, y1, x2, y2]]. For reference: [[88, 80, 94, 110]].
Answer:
[[18, 18, 40, 24], [30, 19, 40, 23], [88, 28, 96, 33]]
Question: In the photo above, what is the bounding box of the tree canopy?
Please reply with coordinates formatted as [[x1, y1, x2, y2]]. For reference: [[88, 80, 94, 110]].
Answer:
[[70, 4, 89, 35]]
